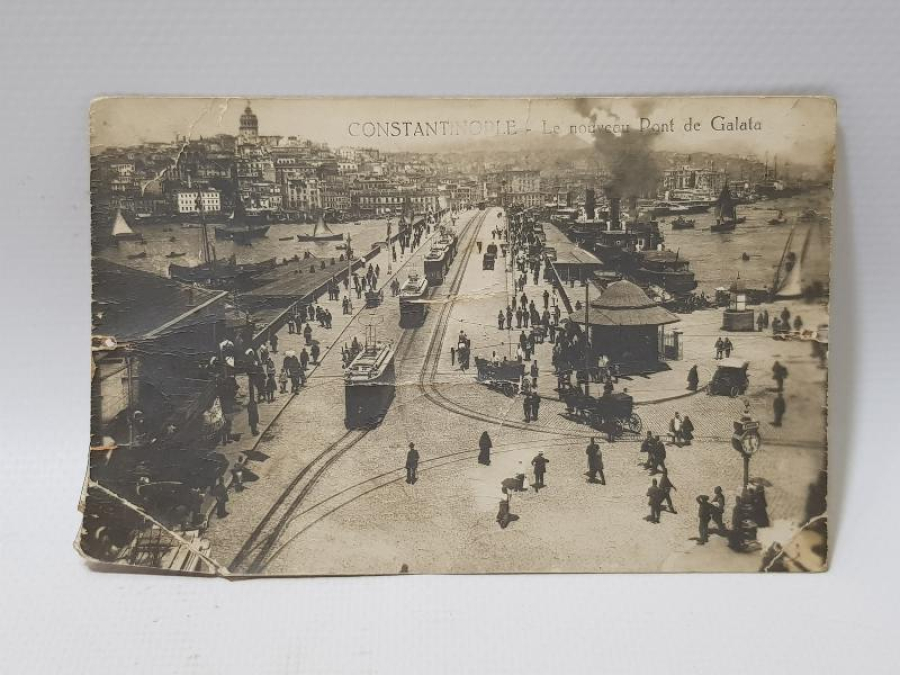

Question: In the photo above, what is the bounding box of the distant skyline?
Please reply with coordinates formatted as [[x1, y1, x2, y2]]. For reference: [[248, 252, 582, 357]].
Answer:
[[91, 96, 835, 170]]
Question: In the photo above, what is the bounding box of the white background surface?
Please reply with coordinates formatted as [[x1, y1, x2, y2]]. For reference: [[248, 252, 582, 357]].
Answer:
[[1, 1, 897, 673]]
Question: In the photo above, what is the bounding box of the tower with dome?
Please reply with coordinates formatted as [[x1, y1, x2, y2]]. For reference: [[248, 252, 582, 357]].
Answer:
[[239, 102, 259, 142]]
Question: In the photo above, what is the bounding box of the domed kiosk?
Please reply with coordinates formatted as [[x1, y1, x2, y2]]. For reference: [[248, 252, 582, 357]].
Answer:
[[569, 280, 680, 375]]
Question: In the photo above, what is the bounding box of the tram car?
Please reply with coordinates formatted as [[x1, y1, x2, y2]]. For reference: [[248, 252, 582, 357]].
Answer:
[[439, 230, 458, 263], [424, 243, 452, 285], [344, 342, 396, 429], [399, 272, 429, 326]]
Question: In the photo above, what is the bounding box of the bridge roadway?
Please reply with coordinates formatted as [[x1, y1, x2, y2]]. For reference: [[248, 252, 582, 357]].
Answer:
[[206, 207, 827, 575]]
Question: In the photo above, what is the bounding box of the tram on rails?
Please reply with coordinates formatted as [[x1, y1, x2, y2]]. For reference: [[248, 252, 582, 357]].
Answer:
[[399, 271, 429, 326], [424, 242, 452, 284], [344, 339, 396, 429], [423, 229, 459, 285]]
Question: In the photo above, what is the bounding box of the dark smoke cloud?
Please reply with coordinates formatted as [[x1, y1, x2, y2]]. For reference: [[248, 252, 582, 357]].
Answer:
[[571, 99, 661, 197]]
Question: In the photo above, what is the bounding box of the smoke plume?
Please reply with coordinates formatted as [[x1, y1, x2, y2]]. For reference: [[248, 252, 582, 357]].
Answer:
[[572, 99, 661, 198]]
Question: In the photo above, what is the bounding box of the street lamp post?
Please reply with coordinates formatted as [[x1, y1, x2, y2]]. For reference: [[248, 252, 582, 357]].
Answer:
[[731, 401, 761, 487]]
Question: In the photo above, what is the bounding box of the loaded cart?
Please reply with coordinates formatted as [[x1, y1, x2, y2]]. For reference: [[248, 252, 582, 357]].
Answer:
[[474, 357, 525, 397], [562, 389, 642, 439]]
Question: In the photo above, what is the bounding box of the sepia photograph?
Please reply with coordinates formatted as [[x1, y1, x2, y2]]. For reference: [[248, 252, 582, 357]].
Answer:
[[85, 96, 834, 576]]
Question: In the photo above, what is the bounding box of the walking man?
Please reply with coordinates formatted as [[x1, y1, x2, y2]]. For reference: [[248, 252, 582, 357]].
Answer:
[[659, 469, 676, 513], [712, 486, 727, 532], [530, 392, 540, 421], [531, 451, 549, 489], [405, 442, 419, 484], [773, 392, 786, 426], [647, 479, 663, 523], [670, 412, 684, 446], [696, 495, 712, 544], [212, 477, 229, 519], [523, 392, 532, 422], [772, 360, 788, 392], [715, 337, 724, 360], [586, 437, 605, 484]]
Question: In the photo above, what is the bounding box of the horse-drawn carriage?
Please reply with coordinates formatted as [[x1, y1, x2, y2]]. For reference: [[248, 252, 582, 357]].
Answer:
[[474, 357, 525, 397], [364, 288, 384, 308], [482, 242, 498, 270], [707, 358, 749, 397], [562, 390, 642, 439]]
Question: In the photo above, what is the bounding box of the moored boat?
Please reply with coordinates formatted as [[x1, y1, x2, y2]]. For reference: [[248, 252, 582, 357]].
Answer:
[[297, 215, 342, 242], [710, 183, 745, 232], [111, 209, 143, 242]]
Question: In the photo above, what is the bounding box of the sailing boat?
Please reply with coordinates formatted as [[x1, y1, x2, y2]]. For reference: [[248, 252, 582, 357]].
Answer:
[[169, 195, 275, 286], [297, 214, 342, 242], [111, 209, 143, 241], [773, 227, 802, 297], [772, 221, 830, 299], [710, 183, 746, 233], [214, 168, 271, 244]]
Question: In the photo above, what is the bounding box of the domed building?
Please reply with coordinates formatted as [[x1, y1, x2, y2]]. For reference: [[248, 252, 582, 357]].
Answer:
[[568, 279, 680, 374], [239, 102, 259, 141]]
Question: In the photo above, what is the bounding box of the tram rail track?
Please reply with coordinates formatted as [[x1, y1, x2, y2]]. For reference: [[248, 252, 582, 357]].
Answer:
[[229, 210, 485, 574], [408, 208, 594, 437]]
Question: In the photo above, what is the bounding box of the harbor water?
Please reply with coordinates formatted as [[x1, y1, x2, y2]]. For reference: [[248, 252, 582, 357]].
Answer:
[[98, 217, 396, 278], [658, 188, 832, 294]]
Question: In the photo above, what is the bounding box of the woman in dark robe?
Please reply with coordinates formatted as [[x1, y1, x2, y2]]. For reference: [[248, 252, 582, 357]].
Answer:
[[478, 431, 492, 466], [687, 365, 699, 391], [681, 415, 695, 444]]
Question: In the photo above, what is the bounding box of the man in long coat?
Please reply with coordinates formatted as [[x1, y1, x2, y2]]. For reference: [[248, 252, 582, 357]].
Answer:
[[531, 451, 549, 488], [405, 443, 419, 483], [586, 437, 605, 484]]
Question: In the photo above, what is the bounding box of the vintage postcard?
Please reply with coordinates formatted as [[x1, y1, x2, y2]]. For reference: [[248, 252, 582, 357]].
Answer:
[[84, 96, 834, 575]]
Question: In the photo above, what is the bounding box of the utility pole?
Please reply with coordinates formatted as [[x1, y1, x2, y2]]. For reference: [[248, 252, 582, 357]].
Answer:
[[584, 280, 590, 396]]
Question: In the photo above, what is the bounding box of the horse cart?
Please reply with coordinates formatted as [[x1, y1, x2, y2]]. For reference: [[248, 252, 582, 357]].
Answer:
[[364, 288, 384, 308], [475, 357, 525, 397], [562, 390, 642, 439], [707, 358, 749, 397]]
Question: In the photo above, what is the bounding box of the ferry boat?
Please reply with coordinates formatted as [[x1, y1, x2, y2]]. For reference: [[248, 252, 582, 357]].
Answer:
[[625, 250, 698, 296], [650, 199, 714, 217], [671, 215, 696, 230], [344, 340, 396, 429]]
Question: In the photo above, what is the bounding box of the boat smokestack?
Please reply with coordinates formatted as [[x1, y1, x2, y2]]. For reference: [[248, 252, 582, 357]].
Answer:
[[585, 188, 596, 221], [608, 196, 621, 232]]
